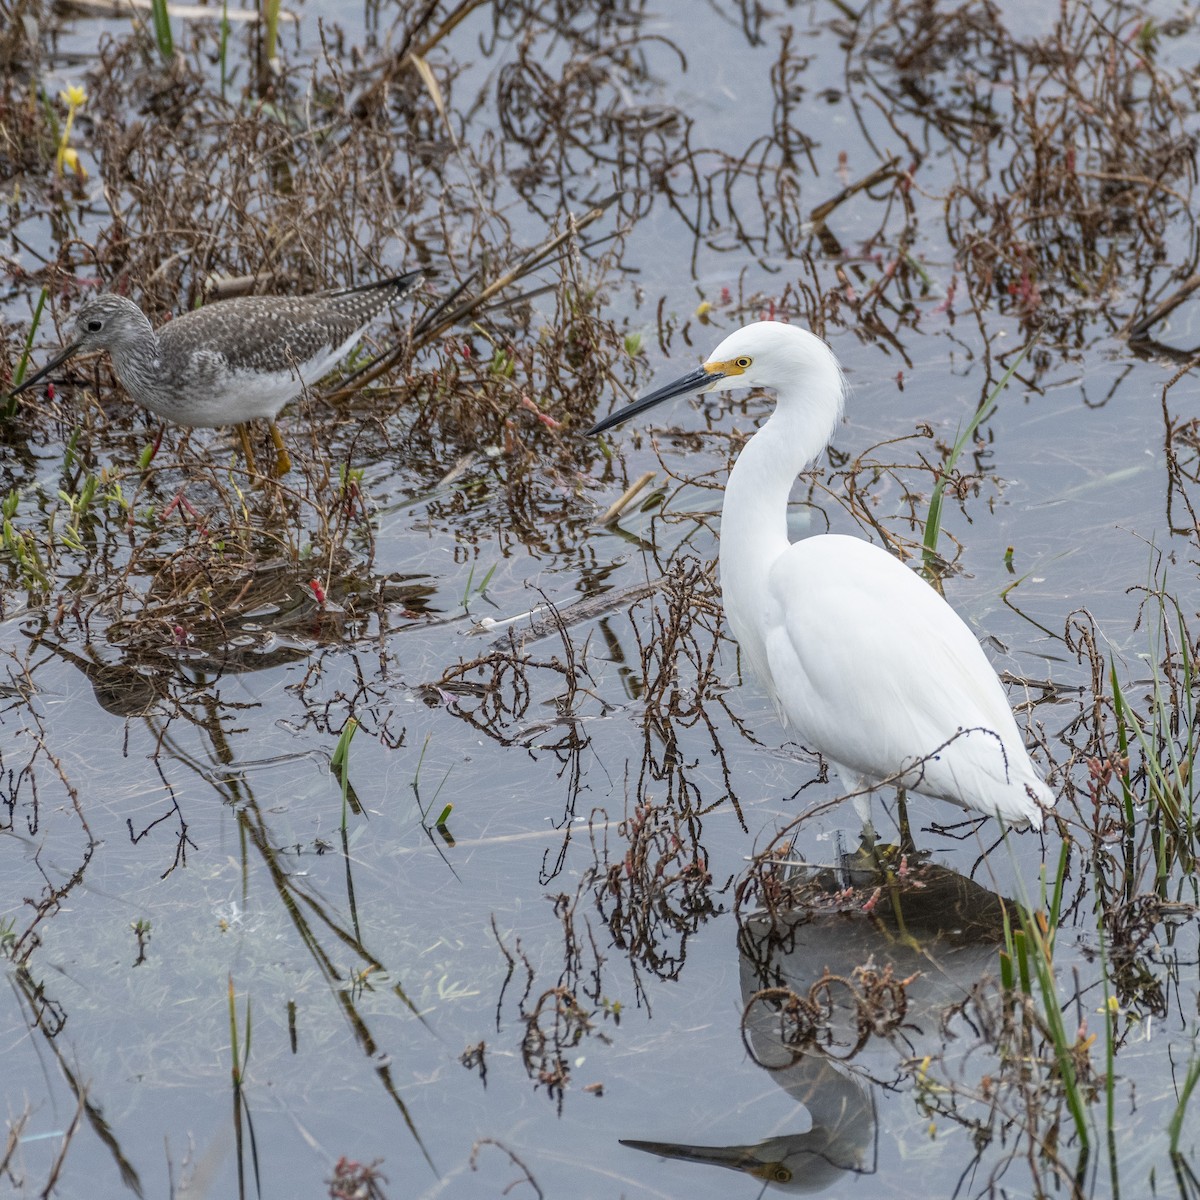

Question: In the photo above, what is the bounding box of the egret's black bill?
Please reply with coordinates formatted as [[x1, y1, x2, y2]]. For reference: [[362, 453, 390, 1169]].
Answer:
[[588, 365, 722, 436], [9, 339, 88, 398]]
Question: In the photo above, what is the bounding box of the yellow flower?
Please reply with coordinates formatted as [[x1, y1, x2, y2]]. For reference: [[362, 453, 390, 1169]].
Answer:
[[57, 145, 86, 178], [54, 84, 87, 178]]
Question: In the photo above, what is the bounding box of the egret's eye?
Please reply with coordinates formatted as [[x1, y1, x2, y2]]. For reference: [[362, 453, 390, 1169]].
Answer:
[[87, 320, 102, 332], [735, 356, 752, 369]]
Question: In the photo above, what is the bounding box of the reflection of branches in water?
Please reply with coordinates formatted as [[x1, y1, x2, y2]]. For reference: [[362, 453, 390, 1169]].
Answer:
[[706, 28, 908, 268], [441, 602, 589, 740], [292, 653, 412, 752], [441, 559, 744, 887], [126, 757, 196, 881], [484, 1, 705, 227], [592, 796, 722, 993], [22, 624, 281, 879], [234, 797, 438, 1172], [468, 565, 740, 1009], [1159, 357, 1200, 538], [0, 711, 137, 1194], [495, 26, 695, 223], [1104, 895, 1173, 1017], [518, 985, 610, 1115], [468, 1138, 545, 1200], [537, 729, 588, 886], [626, 557, 747, 824], [743, 966, 914, 1066], [827, 425, 964, 559], [441, 599, 593, 881], [492, 895, 615, 1113], [630, 558, 718, 715], [2, 714, 97, 962], [492, 911, 537, 1026], [543, 559, 738, 992], [600, 0, 1200, 347], [16, 651, 443, 1173], [12, 968, 143, 1197], [14, 631, 309, 881]]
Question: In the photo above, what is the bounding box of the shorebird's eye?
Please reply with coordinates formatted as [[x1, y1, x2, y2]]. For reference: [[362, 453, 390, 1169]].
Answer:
[[87, 320, 102, 332], [735, 356, 752, 369]]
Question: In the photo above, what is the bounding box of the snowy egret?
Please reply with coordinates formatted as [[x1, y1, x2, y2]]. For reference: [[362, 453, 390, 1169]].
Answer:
[[11, 272, 424, 477], [589, 321, 1054, 830]]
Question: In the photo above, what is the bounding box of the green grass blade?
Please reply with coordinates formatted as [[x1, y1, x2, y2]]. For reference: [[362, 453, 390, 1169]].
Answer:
[[1169, 1049, 1200, 1154], [148, 0, 175, 61], [5, 288, 48, 419], [922, 338, 1036, 570]]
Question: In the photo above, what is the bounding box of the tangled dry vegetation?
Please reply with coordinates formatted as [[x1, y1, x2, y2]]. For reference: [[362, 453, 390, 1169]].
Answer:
[[0, 1, 664, 648]]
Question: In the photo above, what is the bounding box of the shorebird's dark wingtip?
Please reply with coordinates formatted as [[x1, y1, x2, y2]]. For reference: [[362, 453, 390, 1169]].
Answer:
[[341, 270, 426, 301]]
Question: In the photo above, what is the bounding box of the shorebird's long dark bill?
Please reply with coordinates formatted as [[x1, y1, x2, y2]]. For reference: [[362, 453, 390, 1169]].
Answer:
[[9, 339, 87, 397], [587, 365, 721, 435]]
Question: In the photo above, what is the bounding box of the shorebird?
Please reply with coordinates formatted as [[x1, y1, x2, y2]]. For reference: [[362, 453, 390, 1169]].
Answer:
[[11, 271, 424, 477]]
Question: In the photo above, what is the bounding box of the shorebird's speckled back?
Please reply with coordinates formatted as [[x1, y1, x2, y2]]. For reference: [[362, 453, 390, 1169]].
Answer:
[[16, 272, 422, 428]]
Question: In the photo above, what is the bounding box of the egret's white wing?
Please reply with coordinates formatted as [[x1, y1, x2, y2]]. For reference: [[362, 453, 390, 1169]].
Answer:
[[759, 535, 1049, 824]]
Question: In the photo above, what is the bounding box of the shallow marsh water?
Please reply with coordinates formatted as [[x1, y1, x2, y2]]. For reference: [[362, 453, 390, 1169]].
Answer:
[[2, 0, 1200, 1197]]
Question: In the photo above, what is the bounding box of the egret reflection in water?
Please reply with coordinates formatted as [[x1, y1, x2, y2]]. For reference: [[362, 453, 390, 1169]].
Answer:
[[622, 849, 1010, 1193]]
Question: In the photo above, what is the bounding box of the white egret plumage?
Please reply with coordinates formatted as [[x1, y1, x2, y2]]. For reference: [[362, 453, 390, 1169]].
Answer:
[[589, 321, 1054, 831]]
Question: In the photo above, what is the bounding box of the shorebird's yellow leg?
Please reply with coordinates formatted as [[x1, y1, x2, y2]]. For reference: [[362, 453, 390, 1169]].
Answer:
[[237, 423, 260, 477], [268, 421, 292, 477]]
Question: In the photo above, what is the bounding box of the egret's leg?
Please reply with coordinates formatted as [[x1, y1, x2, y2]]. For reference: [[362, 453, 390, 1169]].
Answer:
[[854, 825, 923, 951], [851, 786, 876, 848], [268, 421, 292, 477], [858, 816, 878, 851], [895, 788, 917, 858], [237, 423, 259, 477]]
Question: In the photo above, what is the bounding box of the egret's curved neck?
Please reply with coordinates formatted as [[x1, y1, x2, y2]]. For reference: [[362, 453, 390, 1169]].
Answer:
[[719, 376, 843, 597]]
